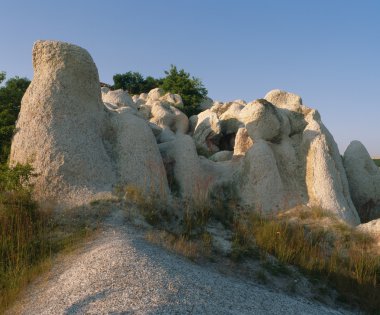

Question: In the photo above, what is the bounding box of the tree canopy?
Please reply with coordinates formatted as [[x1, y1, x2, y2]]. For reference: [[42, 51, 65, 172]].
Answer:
[[160, 65, 208, 117], [113, 71, 161, 95], [0, 73, 30, 163], [112, 66, 208, 117]]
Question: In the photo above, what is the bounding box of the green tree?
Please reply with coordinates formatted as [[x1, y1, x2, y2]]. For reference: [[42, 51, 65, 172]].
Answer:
[[0, 72, 5, 85], [160, 65, 207, 117], [113, 71, 161, 95], [0, 74, 30, 163]]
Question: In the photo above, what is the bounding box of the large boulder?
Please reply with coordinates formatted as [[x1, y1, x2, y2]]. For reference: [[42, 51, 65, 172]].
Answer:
[[343, 141, 380, 222], [238, 140, 285, 212], [102, 89, 136, 110], [356, 219, 380, 247], [239, 99, 282, 142], [233, 127, 253, 157], [264, 89, 303, 112], [192, 109, 221, 154], [159, 134, 203, 198], [10, 40, 168, 206], [107, 111, 169, 197], [149, 101, 189, 134], [301, 110, 360, 225]]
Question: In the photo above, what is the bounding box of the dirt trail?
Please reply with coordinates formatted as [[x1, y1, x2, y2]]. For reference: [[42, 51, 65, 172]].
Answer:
[[8, 212, 353, 315]]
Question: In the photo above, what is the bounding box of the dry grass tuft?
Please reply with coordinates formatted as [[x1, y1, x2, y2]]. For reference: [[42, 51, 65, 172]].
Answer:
[[232, 208, 380, 313], [145, 230, 212, 261], [0, 164, 110, 313]]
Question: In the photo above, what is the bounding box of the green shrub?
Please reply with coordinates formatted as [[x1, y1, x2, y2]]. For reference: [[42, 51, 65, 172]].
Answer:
[[160, 65, 207, 117], [112, 72, 161, 95], [0, 73, 30, 163], [112, 66, 208, 117]]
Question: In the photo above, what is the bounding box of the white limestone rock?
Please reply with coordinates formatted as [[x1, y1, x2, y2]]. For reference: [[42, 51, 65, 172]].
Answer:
[[356, 219, 380, 246], [239, 99, 282, 142], [10, 40, 116, 206], [149, 101, 189, 134], [209, 150, 233, 162], [102, 89, 136, 110], [10, 40, 169, 206], [199, 97, 214, 110], [108, 111, 169, 197], [192, 109, 221, 154], [343, 141, 380, 222], [233, 127, 253, 157], [219, 102, 245, 135], [264, 89, 303, 112], [301, 110, 360, 225], [159, 134, 203, 198], [146, 88, 165, 103], [238, 140, 285, 212]]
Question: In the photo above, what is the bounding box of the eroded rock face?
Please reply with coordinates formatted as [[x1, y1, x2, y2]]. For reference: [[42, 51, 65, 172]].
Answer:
[[10, 41, 366, 226], [343, 141, 380, 222], [10, 40, 168, 206]]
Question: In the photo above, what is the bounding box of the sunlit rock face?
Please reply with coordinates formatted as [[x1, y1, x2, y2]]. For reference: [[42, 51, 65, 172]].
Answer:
[[10, 40, 168, 206], [11, 40, 366, 226], [344, 141, 380, 222]]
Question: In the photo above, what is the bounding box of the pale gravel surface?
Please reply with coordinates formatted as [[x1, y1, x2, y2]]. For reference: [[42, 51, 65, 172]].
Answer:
[[9, 212, 354, 315]]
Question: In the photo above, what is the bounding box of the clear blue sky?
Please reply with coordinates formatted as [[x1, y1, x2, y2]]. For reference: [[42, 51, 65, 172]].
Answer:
[[1, 0, 379, 156]]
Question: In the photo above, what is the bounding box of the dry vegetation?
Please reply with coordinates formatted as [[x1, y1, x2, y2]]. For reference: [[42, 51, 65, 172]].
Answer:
[[232, 208, 380, 313], [0, 164, 110, 313], [121, 183, 380, 314]]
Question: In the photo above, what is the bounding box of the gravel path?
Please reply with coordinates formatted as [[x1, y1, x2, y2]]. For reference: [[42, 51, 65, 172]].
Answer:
[[9, 212, 353, 315]]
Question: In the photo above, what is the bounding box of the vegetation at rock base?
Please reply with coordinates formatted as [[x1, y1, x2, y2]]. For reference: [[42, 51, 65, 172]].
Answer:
[[0, 72, 30, 163], [0, 164, 108, 313], [121, 185, 380, 314], [373, 159, 380, 167], [112, 65, 208, 116]]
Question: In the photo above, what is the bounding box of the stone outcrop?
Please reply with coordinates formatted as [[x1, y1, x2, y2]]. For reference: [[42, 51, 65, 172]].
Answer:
[[11, 40, 375, 226], [10, 40, 168, 206], [343, 141, 380, 222]]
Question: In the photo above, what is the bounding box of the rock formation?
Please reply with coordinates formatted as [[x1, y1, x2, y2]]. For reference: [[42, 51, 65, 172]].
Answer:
[[343, 141, 380, 222], [10, 40, 168, 206], [11, 40, 376, 226]]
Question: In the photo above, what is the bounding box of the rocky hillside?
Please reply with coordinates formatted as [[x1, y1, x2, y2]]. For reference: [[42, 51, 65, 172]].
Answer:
[[9, 40, 380, 230]]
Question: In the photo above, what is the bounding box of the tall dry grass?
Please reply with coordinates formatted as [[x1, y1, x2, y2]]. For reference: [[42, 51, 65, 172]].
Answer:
[[232, 209, 380, 313], [0, 164, 104, 312]]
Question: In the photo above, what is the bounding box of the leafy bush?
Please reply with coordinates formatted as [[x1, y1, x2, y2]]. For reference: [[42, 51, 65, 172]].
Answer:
[[160, 65, 208, 117], [373, 159, 380, 167], [0, 73, 30, 163]]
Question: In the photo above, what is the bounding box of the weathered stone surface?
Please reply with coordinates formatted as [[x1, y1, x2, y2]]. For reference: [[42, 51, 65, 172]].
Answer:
[[10, 40, 365, 226], [264, 89, 303, 112], [102, 89, 136, 109], [149, 101, 189, 133], [302, 111, 360, 225], [199, 97, 213, 110], [159, 134, 203, 198], [344, 141, 380, 222], [192, 109, 221, 154], [238, 140, 285, 212], [239, 100, 282, 142], [233, 128, 253, 157], [356, 218, 380, 247], [10, 40, 169, 206], [209, 150, 233, 162]]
